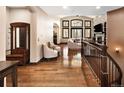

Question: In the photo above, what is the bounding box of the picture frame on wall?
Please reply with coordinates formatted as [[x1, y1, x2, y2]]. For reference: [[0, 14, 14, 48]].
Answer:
[[85, 20, 91, 27], [62, 28, 69, 38], [62, 20, 69, 27], [84, 28, 91, 38]]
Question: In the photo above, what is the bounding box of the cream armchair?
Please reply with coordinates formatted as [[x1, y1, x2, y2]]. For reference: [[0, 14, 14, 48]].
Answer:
[[68, 39, 81, 50], [48, 42, 61, 55], [43, 44, 58, 59]]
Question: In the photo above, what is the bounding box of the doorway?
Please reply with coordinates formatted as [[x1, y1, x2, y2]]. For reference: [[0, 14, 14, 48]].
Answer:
[[10, 22, 30, 62], [53, 23, 59, 44]]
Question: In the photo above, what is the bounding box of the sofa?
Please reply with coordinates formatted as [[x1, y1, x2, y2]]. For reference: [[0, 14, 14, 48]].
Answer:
[[68, 39, 81, 50], [48, 42, 61, 55]]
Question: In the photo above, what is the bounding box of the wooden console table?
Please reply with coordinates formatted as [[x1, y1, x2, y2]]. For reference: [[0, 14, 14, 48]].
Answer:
[[0, 61, 19, 87]]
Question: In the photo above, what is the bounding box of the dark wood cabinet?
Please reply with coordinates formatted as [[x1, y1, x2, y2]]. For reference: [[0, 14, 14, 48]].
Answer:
[[6, 22, 30, 65]]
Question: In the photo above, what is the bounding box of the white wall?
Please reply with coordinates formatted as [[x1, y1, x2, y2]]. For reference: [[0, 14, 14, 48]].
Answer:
[[93, 15, 106, 25], [6, 7, 10, 51], [9, 8, 31, 23], [30, 7, 54, 62], [30, 12, 38, 62], [0, 6, 6, 61], [5, 6, 55, 63], [6, 7, 32, 51]]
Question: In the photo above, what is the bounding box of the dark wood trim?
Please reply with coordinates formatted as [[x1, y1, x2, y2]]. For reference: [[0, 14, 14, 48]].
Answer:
[[10, 22, 30, 27], [0, 61, 19, 87], [15, 27, 17, 48], [60, 42, 68, 44], [28, 25, 30, 62], [10, 22, 30, 63], [11, 27, 13, 51]]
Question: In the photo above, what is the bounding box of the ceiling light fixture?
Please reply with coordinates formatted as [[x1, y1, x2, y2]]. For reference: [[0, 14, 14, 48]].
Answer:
[[96, 6, 101, 9], [63, 6, 68, 9]]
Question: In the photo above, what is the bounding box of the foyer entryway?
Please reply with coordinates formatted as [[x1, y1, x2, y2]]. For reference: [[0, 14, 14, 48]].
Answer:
[[6, 44, 98, 87]]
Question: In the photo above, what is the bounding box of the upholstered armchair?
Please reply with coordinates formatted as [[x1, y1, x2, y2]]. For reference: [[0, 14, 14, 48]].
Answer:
[[68, 39, 81, 50], [43, 44, 58, 59], [48, 42, 61, 55]]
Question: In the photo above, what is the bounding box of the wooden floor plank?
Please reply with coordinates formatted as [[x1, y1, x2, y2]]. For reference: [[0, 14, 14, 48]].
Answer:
[[6, 44, 98, 87]]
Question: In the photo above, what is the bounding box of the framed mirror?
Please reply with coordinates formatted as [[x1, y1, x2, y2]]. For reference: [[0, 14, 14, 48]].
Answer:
[[62, 28, 69, 38], [84, 28, 91, 38]]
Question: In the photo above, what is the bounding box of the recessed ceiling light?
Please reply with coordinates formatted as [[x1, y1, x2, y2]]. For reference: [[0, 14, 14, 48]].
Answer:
[[96, 6, 101, 9], [63, 6, 68, 9]]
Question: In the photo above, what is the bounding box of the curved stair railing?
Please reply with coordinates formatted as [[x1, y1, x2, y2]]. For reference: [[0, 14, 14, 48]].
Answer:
[[81, 41, 122, 87]]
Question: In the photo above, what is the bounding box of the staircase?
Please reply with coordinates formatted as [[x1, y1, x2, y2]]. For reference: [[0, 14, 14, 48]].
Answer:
[[81, 41, 122, 87]]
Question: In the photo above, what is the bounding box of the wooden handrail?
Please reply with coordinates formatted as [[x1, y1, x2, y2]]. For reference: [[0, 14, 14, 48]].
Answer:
[[106, 53, 122, 85], [82, 41, 102, 51], [81, 40, 122, 86]]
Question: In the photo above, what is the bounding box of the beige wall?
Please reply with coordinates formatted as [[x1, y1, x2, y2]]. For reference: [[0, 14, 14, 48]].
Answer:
[[0, 6, 6, 61], [107, 7, 124, 84]]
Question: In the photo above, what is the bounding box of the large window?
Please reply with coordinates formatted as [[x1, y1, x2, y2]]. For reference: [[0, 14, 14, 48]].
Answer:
[[61, 17, 92, 40], [62, 20, 69, 27], [84, 28, 91, 38], [71, 19, 83, 27], [71, 28, 83, 38], [62, 28, 69, 38]]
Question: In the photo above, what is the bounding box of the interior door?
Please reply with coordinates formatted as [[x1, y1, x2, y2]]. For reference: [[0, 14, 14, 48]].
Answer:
[[10, 22, 30, 61], [19, 27, 27, 48]]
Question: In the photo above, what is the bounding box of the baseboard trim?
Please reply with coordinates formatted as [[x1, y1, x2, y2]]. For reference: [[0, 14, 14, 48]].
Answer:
[[60, 42, 67, 44]]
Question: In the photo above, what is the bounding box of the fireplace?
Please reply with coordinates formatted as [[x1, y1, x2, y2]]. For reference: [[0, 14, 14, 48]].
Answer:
[[95, 34, 104, 45], [97, 36, 102, 44]]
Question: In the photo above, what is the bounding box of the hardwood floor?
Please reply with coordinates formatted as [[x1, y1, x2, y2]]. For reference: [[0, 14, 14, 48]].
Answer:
[[6, 44, 98, 87]]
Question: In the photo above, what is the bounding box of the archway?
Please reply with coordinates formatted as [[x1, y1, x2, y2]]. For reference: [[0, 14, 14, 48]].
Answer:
[[53, 23, 59, 44]]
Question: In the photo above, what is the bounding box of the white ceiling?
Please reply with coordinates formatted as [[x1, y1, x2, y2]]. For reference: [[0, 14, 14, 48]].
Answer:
[[40, 6, 122, 18]]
